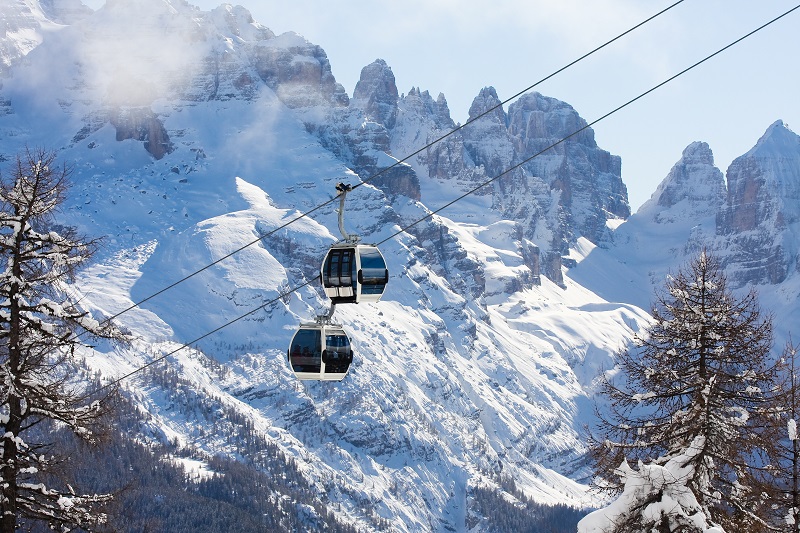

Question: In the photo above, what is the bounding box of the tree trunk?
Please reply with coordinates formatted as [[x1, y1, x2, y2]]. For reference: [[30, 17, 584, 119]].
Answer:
[[1, 396, 21, 533]]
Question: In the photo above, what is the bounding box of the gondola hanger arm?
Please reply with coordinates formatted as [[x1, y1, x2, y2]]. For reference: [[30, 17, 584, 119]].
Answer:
[[316, 302, 337, 324], [335, 183, 360, 244]]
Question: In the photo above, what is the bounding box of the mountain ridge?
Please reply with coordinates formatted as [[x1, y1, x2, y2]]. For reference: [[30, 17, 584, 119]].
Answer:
[[0, 1, 798, 530]]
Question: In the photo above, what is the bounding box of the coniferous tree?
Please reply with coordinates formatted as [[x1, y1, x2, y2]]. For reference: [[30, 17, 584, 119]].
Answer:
[[588, 251, 777, 532], [767, 339, 800, 531], [0, 148, 126, 532]]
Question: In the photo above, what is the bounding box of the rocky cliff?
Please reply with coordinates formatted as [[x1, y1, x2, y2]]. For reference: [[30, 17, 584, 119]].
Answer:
[[340, 71, 631, 286], [641, 141, 726, 221], [573, 122, 800, 345], [716, 120, 800, 286]]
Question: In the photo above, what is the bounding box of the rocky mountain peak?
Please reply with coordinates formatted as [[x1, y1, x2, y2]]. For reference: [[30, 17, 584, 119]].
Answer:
[[505, 91, 628, 246], [719, 121, 800, 234], [462, 87, 512, 179], [467, 86, 506, 126], [604, 121, 800, 297], [746, 119, 800, 159], [681, 140, 716, 165], [250, 33, 348, 108], [207, 3, 275, 41], [40, 0, 92, 24], [400, 87, 455, 130], [640, 141, 726, 218], [507, 91, 595, 149], [435, 93, 452, 126], [352, 58, 399, 129], [714, 121, 800, 286]]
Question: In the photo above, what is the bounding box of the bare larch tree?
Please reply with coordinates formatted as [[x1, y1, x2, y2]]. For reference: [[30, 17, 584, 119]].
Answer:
[[590, 251, 779, 532], [0, 148, 125, 532], [765, 338, 800, 530]]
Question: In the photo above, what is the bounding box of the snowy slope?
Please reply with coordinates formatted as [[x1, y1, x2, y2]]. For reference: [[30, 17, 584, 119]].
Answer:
[[569, 141, 725, 310], [0, 0, 92, 75]]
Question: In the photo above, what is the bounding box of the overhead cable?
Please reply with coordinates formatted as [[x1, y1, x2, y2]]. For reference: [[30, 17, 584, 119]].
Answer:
[[98, 3, 800, 390], [92, 0, 687, 329]]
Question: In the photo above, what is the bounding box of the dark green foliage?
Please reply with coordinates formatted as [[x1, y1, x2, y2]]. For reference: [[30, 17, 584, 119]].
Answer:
[[469, 485, 586, 533], [468, 473, 587, 532], [51, 393, 359, 533], [46, 369, 589, 532]]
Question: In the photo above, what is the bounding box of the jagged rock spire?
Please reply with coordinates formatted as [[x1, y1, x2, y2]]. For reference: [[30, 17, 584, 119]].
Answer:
[[352, 58, 399, 129], [640, 141, 726, 218]]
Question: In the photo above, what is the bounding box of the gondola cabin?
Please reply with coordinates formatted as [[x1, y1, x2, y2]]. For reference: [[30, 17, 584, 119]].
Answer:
[[321, 243, 388, 304], [288, 323, 353, 381]]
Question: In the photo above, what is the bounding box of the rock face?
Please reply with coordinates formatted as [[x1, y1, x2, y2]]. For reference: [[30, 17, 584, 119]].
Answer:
[[716, 120, 800, 286], [249, 32, 349, 109], [347, 59, 411, 196], [334, 82, 629, 287], [598, 121, 800, 304], [110, 107, 174, 160], [463, 87, 515, 184], [641, 141, 726, 221], [352, 59, 399, 129], [305, 59, 422, 201], [428, 88, 628, 285], [505, 92, 629, 246]]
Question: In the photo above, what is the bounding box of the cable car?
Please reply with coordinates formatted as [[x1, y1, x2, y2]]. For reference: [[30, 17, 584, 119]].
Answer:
[[288, 322, 353, 381], [321, 243, 388, 304], [321, 182, 389, 304]]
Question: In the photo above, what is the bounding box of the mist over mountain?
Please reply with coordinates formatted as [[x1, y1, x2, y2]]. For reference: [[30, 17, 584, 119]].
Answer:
[[0, 1, 798, 530]]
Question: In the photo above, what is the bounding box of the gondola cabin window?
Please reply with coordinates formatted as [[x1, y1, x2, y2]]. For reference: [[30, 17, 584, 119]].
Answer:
[[289, 328, 321, 373], [288, 325, 353, 381], [358, 247, 388, 296]]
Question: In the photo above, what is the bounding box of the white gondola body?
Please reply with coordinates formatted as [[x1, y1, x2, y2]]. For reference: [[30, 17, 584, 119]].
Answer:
[[321, 243, 388, 304], [288, 323, 353, 381]]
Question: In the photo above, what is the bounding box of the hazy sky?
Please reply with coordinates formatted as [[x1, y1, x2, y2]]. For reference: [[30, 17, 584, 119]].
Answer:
[[82, 0, 800, 211]]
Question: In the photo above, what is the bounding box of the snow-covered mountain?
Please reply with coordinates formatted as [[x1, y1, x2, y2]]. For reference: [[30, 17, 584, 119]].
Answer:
[[572, 120, 800, 345], [0, 1, 797, 530], [0, 0, 91, 77]]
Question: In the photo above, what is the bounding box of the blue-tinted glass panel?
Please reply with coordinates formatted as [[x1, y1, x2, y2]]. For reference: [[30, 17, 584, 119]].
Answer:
[[359, 247, 387, 295], [289, 329, 321, 373], [323, 333, 352, 374], [323, 249, 356, 291]]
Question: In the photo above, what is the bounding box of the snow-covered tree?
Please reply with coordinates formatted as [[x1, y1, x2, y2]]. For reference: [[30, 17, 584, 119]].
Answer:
[[767, 338, 800, 531], [588, 251, 777, 532], [0, 149, 126, 532], [579, 437, 725, 533]]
